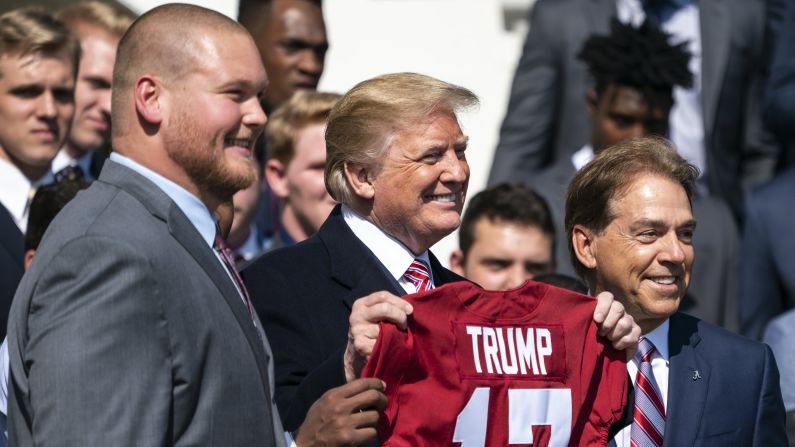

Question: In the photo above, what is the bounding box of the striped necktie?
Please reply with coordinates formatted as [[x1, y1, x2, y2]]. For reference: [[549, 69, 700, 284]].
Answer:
[[403, 259, 434, 293], [630, 337, 666, 447]]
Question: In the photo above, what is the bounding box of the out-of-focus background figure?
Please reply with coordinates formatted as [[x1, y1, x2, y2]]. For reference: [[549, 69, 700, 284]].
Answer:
[[449, 182, 558, 291]]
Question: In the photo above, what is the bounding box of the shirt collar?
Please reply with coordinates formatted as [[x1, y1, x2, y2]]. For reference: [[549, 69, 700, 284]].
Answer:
[[51, 148, 96, 181], [109, 152, 216, 248], [571, 144, 595, 171], [341, 204, 432, 282], [0, 157, 53, 232], [642, 318, 670, 362]]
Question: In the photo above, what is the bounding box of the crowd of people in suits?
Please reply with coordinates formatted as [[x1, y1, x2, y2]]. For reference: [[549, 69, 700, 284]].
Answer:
[[0, 0, 793, 445]]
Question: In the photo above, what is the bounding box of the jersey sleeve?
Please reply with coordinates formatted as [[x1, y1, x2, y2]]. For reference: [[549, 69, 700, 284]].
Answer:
[[590, 339, 629, 444], [361, 321, 416, 442]]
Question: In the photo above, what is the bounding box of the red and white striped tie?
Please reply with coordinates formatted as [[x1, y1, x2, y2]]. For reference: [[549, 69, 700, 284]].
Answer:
[[630, 337, 666, 447], [403, 259, 434, 293]]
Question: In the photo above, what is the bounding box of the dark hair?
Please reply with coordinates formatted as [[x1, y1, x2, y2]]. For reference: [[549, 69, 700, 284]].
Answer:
[[565, 137, 698, 280], [237, 0, 322, 33], [577, 18, 693, 109], [25, 179, 89, 251], [459, 182, 555, 261]]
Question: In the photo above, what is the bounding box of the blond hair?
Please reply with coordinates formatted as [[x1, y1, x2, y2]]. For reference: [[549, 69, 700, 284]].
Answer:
[[265, 91, 340, 166], [0, 8, 80, 78], [57, 1, 136, 39], [324, 72, 478, 204]]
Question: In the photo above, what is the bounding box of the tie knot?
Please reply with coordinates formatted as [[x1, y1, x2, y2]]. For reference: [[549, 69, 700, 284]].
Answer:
[[636, 337, 658, 363], [404, 259, 432, 293], [214, 225, 230, 252], [55, 165, 85, 183]]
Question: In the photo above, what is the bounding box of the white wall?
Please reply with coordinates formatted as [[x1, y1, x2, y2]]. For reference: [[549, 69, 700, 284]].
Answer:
[[122, 0, 534, 266]]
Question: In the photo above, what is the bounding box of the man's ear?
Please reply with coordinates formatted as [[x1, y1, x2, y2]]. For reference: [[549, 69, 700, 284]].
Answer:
[[449, 249, 466, 276], [265, 159, 289, 199], [586, 88, 599, 119], [134, 75, 164, 126], [344, 162, 375, 200], [24, 249, 35, 271], [571, 224, 598, 269]]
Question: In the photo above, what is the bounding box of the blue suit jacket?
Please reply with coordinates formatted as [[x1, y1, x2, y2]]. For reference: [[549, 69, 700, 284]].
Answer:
[[739, 167, 795, 340], [241, 205, 466, 434], [610, 312, 786, 446], [663, 313, 786, 445]]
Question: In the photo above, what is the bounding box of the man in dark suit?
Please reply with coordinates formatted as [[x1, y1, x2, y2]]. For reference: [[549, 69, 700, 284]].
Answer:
[[532, 19, 740, 330], [567, 136, 786, 445], [243, 72, 642, 438], [8, 5, 383, 446], [0, 8, 79, 341], [489, 0, 777, 220]]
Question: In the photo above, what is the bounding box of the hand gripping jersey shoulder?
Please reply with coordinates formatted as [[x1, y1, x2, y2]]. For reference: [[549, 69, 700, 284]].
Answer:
[[362, 280, 628, 446]]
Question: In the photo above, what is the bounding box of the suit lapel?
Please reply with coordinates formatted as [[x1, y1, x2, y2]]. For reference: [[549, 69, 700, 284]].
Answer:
[[700, 0, 730, 137], [664, 313, 708, 446], [318, 207, 403, 310], [167, 208, 272, 384], [98, 160, 273, 393]]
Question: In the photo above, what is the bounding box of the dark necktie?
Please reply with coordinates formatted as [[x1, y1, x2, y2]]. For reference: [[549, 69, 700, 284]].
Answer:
[[54, 165, 85, 183], [214, 227, 256, 321], [630, 337, 666, 446]]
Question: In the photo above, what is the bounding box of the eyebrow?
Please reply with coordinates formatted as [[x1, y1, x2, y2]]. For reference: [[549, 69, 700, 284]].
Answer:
[[631, 218, 697, 229], [455, 135, 469, 147]]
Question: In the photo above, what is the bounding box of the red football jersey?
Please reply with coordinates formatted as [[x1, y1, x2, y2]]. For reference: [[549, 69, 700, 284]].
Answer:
[[361, 280, 628, 447]]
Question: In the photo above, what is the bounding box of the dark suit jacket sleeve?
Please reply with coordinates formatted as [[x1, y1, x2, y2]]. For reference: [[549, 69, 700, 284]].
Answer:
[[12, 236, 172, 446], [764, 0, 795, 166], [488, 0, 563, 184], [755, 344, 788, 445], [739, 192, 781, 340], [243, 261, 347, 431]]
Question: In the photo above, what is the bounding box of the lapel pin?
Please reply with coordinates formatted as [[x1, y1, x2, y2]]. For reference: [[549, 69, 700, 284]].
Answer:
[[692, 370, 702, 381]]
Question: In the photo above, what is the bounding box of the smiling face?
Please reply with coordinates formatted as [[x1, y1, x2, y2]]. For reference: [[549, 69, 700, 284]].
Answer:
[[68, 26, 119, 155], [366, 110, 469, 254], [163, 31, 268, 202], [582, 174, 695, 333], [0, 51, 75, 180], [254, 0, 327, 110]]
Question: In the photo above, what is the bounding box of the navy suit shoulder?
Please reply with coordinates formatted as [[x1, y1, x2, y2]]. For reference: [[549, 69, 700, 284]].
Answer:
[[242, 206, 467, 432], [665, 313, 787, 446]]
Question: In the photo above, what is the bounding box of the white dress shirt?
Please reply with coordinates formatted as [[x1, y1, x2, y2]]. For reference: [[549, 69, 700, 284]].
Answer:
[[0, 158, 53, 233], [615, 319, 671, 446], [51, 148, 96, 182], [617, 0, 706, 179], [342, 204, 434, 294]]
